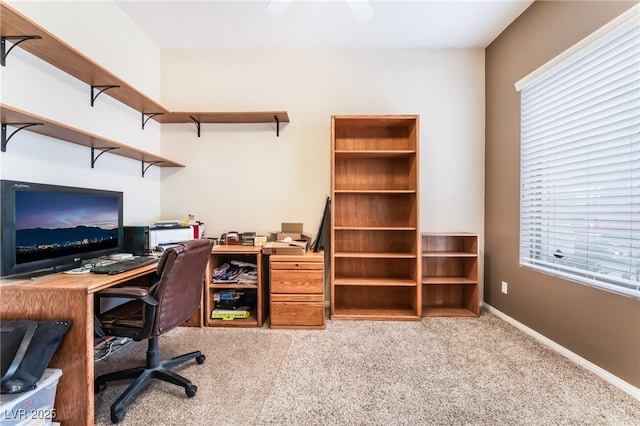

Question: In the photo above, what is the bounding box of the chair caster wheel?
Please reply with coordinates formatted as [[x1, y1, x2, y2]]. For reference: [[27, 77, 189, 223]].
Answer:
[[111, 408, 126, 423], [196, 354, 206, 364], [95, 382, 106, 393], [186, 384, 197, 397]]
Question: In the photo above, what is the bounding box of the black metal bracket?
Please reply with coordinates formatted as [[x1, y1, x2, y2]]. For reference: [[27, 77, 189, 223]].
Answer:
[[90, 85, 120, 106], [91, 147, 119, 168], [1, 122, 43, 152], [274, 115, 280, 137], [189, 116, 201, 137], [1, 35, 42, 66], [142, 112, 164, 129], [142, 160, 162, 177]]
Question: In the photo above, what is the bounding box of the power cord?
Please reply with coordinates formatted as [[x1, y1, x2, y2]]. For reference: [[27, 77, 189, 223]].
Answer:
[[94, 337, 132, 362]]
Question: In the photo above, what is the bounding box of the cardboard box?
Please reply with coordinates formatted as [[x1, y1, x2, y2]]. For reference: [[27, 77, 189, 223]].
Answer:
[[269, 222, 304, 241], [262, 238, 310, 255]]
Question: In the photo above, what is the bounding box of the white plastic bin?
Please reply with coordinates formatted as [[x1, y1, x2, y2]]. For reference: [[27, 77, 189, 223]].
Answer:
[[0, 369, 62, 426]]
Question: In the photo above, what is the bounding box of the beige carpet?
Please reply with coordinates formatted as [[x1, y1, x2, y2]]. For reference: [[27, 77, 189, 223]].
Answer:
[[257, 313, 640, 425], [94, 312, 640, 425], [94, 327, 291, 425]]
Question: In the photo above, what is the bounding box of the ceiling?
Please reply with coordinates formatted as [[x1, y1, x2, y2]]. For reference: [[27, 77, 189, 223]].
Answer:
[[115, 0, 534, 49]]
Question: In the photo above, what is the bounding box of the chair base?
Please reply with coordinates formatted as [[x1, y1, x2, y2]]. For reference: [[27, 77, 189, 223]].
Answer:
[[95, 337, 205, 423]]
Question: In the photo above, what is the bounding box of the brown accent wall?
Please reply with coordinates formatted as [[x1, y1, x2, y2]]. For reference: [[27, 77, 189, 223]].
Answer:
[[485, 0, 640, 388]]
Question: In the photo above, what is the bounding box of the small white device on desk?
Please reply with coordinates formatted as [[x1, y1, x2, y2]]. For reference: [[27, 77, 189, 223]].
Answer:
[[149, 226, 193, 251]]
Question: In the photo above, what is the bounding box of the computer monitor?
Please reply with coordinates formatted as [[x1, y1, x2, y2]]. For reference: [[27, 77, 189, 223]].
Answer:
[[1, 180, 123, 277]]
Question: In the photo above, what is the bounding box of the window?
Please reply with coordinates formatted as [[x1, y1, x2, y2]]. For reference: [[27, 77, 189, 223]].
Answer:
[[515, 5, 640, 298]]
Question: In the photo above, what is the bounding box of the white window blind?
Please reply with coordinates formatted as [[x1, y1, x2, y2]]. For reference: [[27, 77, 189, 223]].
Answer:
[[516, 6, 640, 298]]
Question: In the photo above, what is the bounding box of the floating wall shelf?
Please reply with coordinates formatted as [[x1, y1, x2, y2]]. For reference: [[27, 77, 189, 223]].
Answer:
[[0, 1, 290, 137], [0, 2, 169, 117], [157, 112, 290, 137], [1, 104, 185, 177]]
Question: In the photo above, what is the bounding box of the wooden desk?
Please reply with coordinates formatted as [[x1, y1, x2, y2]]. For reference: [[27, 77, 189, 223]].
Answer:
[[0, 265, 157, 425]]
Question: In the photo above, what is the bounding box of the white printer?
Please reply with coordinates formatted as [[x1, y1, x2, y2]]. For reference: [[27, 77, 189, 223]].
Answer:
[[149, 225, 194, 251]]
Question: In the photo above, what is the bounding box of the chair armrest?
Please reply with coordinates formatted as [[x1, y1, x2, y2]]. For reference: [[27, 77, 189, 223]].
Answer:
[[95, 287, 158, 340], [96, 287, 158, 306]]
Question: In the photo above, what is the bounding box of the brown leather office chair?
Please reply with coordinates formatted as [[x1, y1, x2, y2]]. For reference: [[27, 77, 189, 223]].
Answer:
[[94, 239, 213, 424]]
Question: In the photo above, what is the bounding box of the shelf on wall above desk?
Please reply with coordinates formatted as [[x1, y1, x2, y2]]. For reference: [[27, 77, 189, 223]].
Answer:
[[156, 111, 290, 137], [1, 104, 185, 176], [156, 111, 290, 124], [0, 2, 291, 135], [0, 2, 169, 117]]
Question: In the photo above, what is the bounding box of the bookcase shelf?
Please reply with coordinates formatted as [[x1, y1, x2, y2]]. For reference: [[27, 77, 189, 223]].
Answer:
[[333, 277, 417, 286], [330, 115, 420, 321], [421, 233, 479, 317], [334, 252, 417, 259], [204, 245, 268, 328]]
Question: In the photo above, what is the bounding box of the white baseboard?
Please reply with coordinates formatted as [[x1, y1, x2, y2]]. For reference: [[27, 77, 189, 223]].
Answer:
[[483, 303, 640, 401]]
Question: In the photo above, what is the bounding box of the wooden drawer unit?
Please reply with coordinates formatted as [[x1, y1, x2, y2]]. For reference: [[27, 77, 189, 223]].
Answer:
[[271, 262, 324, 293], [269, 252, 325, 329], [271, 295, 325, 328]]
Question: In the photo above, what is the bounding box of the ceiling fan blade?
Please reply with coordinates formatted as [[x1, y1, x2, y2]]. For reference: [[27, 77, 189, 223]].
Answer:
[[265, 0, 292, 16], [266, 0, 374, 23], [347, 0, 374, 23]]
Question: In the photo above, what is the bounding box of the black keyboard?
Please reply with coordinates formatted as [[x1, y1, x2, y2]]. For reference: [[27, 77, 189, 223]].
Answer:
[[90, 256, 158, 275]]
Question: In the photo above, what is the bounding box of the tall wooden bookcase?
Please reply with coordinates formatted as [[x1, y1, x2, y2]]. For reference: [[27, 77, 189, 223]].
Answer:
[[330, 115, 420, 320]]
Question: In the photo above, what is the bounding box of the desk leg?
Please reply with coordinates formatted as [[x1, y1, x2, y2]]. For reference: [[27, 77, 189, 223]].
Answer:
[[0, 287, 94, 426]]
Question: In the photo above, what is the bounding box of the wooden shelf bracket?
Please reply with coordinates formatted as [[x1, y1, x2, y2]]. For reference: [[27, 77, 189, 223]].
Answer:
[[91, 146, 119, 168], [1, 35, 41, 66], [142, 112, 164, 129], [1, 122, 43, 152], [91, 85, 120, 107], [142, 160, 162, 177]]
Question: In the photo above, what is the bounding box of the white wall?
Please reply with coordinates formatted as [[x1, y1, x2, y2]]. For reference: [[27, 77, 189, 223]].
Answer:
[[160, 48, 486, 240], [0, 1, 163, 225], [0, 1, 486, 252]]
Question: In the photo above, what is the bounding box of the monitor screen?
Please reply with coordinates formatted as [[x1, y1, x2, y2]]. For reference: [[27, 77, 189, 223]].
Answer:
[[1, 180, 123, 277]]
